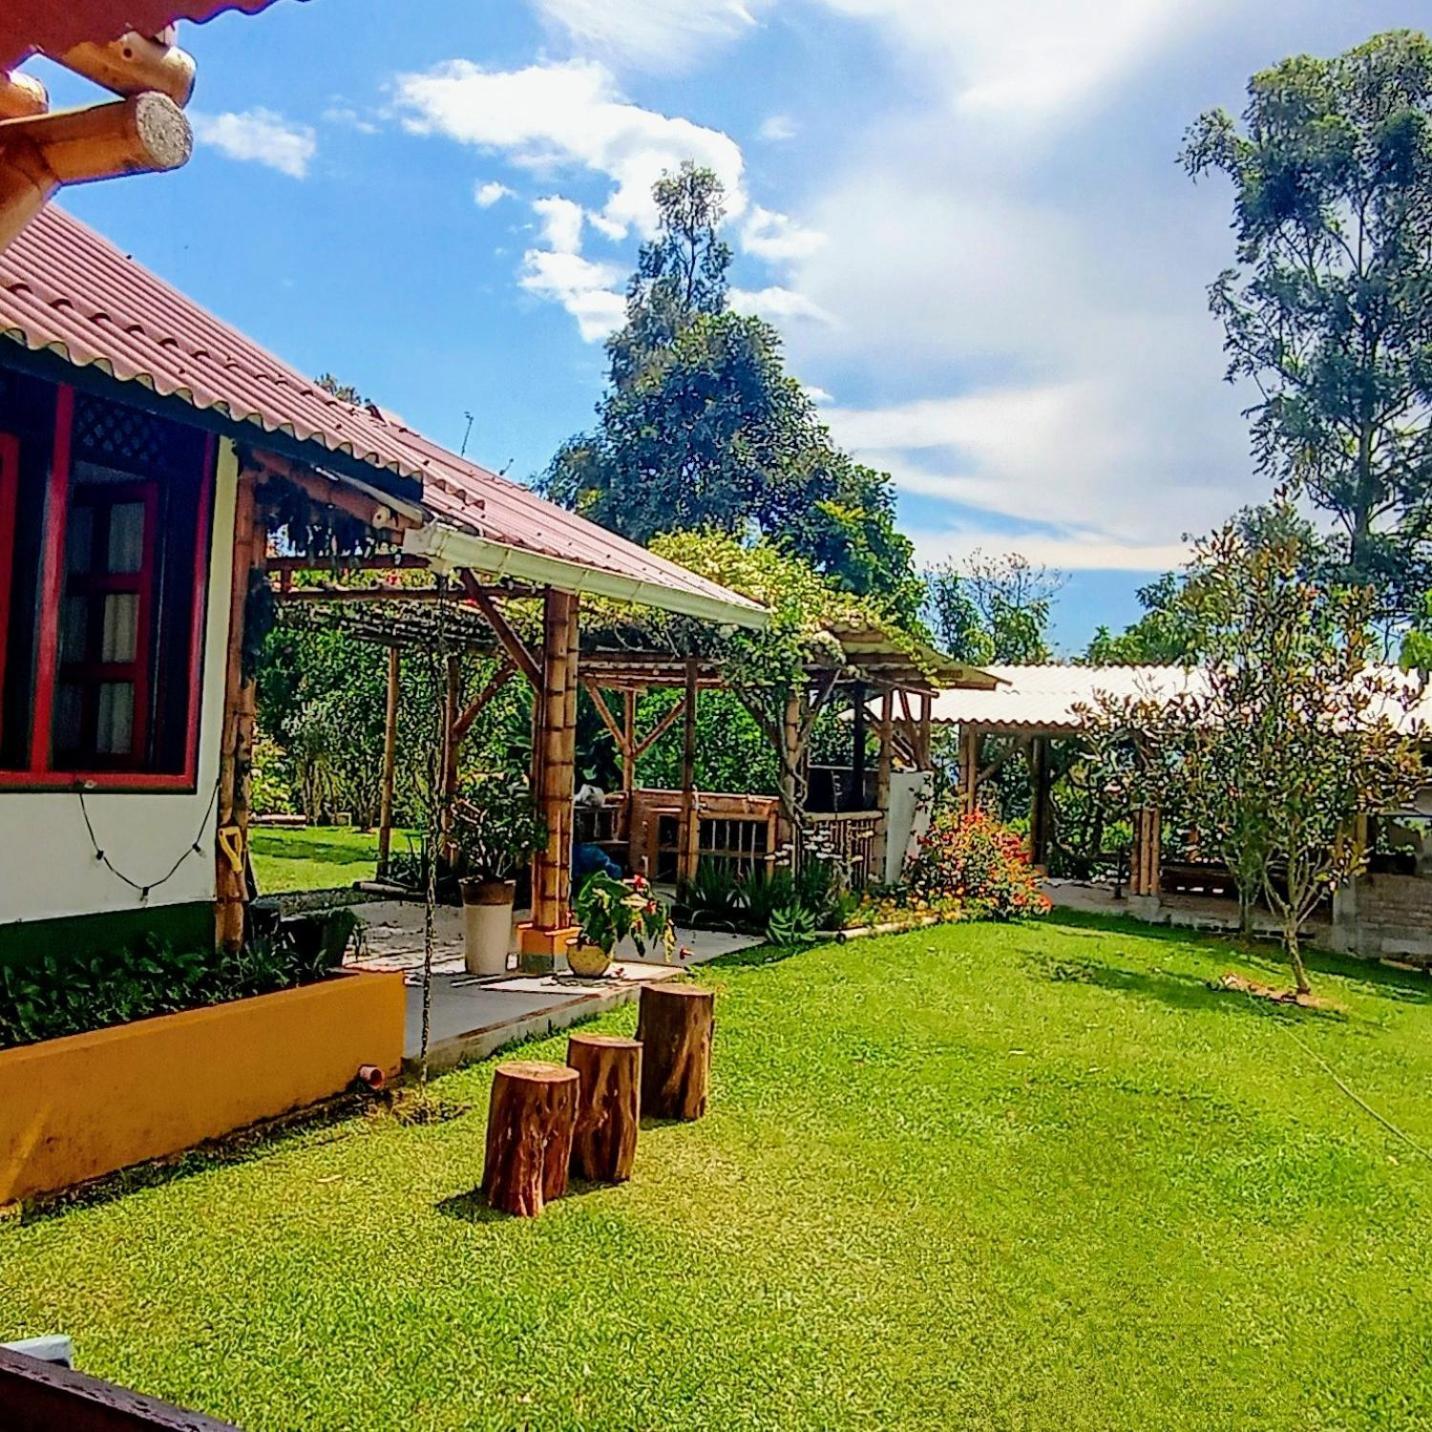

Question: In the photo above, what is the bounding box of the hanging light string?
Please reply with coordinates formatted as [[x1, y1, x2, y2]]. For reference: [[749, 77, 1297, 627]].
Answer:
[[76, 774, 222, 903]]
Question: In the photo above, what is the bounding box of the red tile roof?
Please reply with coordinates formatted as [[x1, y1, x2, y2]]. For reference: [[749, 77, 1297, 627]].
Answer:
[[0, 206, 765, 620], [2, 1, 292, 68]]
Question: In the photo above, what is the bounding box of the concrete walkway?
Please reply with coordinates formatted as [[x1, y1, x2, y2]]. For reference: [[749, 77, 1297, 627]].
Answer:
[[342, 899, 758, 1073]]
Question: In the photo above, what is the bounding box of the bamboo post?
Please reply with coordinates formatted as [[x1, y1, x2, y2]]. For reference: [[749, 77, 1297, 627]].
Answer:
[[958, 726, 980, 813], [872, 686, 894, 880], [1028, 735, 1052, 869], [679, 659, 700, 884], [850, 680, 868, 811], [621, 688, 636, 840], [440, 653, 460, 861], [376, 647, 400, 873], [215, 467, 264, 952], [520, 588, 580, 968]]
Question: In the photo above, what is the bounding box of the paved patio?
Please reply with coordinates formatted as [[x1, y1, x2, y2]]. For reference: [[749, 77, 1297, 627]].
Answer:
[[343, 899, 759, 1072]]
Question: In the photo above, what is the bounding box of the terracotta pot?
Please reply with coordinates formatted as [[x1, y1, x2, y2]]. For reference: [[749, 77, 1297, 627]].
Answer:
[[567, 943, 613, 979], [460, 878, 516, 976]]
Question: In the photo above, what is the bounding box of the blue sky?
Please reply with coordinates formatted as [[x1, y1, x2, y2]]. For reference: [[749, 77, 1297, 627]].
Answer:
[[30, 0, 1418, 650]]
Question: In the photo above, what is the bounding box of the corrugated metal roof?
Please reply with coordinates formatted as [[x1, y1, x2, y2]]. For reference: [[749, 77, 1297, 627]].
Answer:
[[928, 664, 1204, 732], [0, 206, 765, 622], [928, 662, 1432, 735], [3, 1, 294, 67]]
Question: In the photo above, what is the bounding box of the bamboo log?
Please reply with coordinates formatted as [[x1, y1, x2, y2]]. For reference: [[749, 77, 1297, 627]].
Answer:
[[567, 1033, 641, 1183], [60, 33, 197, 105], [377, 647, 399, 874], [480, 1060, 579, 1217], [679, 659, 699, 883], [872, 686, 894, 878], [637, 983, 715, 1121]]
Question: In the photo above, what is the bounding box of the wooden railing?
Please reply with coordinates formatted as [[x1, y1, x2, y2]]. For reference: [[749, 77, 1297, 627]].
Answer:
[[807, 810, 882, 888]]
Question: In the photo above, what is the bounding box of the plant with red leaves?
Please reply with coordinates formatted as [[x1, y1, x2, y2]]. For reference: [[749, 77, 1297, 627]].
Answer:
[[905, 808, 1051, 922]]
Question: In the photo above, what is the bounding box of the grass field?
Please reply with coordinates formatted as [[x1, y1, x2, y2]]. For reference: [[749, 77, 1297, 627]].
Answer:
[[2, 914, 1430, 1429], [249, 824, 395, 894]]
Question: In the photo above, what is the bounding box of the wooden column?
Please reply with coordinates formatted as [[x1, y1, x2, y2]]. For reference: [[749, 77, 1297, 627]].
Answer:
[[918, 691, 933, 771], [872, 686, 895, 879], [621, 688, 637, 841], [440, 653, 461, 861], [850, 680, 868, 811], [678, 659, 700, 884], [377, 646, 400, 874], [1130, 805, 1162, 898], [519, 589, 580, 967], [958, 725, 981, 813], [215, 467, 264, 953], [776, 687, 802, 857], [1028, 735, 1052, 870]]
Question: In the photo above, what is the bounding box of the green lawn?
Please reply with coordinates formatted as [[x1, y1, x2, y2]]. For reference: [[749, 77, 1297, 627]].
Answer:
[[249, 824, 395, 894], [3, 915, 1431, 1429]]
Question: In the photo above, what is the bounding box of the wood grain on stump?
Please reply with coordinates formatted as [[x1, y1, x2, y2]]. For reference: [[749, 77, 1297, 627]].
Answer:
[[636, 983, 714, 1121], [480, 1060, 579, 1217], [567, 1033, 641, 1182]]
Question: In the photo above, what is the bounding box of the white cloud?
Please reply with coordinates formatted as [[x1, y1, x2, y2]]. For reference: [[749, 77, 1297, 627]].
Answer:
[[910, 526, 1190, 573], [803, 383, 834, 405], [759, 113, 797, 142], [520, 250, 626, 342], [533, 195, 586, 254], [730, 286, 836, 325], [393, 58, 746, 237], [475, 180, 515, 207], [530, 0, 759, 71], [322, 104, 379, 135], [191, 108, 316, 178], [741, 205, 825, 263]]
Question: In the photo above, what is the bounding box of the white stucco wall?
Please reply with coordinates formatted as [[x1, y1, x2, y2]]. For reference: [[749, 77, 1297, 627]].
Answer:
[[0, 438, 237, 924], [885, 770, 933, 885]]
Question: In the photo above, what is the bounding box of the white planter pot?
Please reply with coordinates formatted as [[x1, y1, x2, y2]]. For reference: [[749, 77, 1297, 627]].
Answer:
[[460, 879, 516, 976]]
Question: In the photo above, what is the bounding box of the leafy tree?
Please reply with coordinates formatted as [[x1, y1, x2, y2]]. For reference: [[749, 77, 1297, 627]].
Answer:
[[1085, 573, 1201, 665], [1401, 592, 1432, 675], [1083, 501, 1424, 991], [924, 551, 1062, 663], [1182, 31, 1432, 619], [543, 163, 921, 624]]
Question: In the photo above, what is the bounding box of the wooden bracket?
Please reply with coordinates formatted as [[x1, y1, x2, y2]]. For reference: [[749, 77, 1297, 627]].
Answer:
[[459, 569, 541, 689], [451, 660, 516, 745], [582, 679, 630, 755], [632, 696, 688, 760]]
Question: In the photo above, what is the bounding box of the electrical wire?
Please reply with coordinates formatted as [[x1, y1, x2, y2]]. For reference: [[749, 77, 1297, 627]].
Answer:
[[76, 774, 222, 903]]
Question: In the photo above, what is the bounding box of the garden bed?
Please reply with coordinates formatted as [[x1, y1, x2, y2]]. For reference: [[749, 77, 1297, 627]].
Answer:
[[0, 969, 404, 1206]]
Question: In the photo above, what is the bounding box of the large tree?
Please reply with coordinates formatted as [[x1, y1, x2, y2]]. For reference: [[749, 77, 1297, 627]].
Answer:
[[1182, 31, 1432, 619], [924, 551, 1062, 664], [542, 163, 922, 625]]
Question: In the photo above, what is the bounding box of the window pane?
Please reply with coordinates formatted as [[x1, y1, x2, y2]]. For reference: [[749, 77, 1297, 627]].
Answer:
[[64, 503, 93, 574], [101, 592, 138, 663], [53, 681, 83, 753], [96, 681, 134, 755], [59, 594, 87, 663], [107, 501, 145, 573]]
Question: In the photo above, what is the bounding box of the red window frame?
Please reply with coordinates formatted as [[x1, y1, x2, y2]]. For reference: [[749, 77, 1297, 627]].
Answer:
[[0, 383, 216, 792]]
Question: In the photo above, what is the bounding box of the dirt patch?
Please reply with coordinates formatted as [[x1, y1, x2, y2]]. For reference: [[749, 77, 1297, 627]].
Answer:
[[1211, 972, 1339, 1011]]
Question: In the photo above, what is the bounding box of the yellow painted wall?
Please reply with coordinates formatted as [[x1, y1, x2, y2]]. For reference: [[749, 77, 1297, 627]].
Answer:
[[0, 970, 404, 1205]]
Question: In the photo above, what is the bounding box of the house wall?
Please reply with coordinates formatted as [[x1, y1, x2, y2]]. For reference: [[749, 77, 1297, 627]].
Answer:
[[0, 438, 237, 946]]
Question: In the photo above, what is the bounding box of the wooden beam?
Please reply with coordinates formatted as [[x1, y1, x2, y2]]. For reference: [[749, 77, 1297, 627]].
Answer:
[[679, 659, 700, 884], [0, 71, 46, 120], [459, 569, 541, 689], [632, 694, 688, 760], [267, 553, 429, 575], [441, 653, 461, 859], [245, 448, 414, 536], [0, 93, 190, 247], [873, 686, 894, 874], [59, 33, 197, 105], [452, 659, 515, 745], [582, 679, 628, 754], [621, 688, 637, 831], [377, 647, 400, 874]]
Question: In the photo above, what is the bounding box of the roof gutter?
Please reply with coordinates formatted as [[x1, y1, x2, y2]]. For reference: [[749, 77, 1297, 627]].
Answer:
[[403, 521, 770, 631]]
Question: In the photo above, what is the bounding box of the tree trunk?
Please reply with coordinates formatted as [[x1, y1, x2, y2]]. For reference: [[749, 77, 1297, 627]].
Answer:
[[480, 1060, 579, 1216], [636, 983, 715, 1121], [1284, 923, 1311, 996], [567, 1033, 642, 1182]]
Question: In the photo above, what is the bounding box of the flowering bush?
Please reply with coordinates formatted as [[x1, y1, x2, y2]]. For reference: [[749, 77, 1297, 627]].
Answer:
[[905, 809, 1051, 921], [574, 871, 675, 960]]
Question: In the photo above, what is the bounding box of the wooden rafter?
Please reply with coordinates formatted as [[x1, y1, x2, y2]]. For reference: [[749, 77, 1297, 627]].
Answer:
[[632, 696, 688, 759], [59, 31, 196, 104], [582, 679, 629, 754], [245, 448, 415, 536]]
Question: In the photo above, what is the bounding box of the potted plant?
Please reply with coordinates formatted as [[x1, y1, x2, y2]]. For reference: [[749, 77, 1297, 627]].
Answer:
[[453, 775, 546, 976], [569, 871, 675, 978]]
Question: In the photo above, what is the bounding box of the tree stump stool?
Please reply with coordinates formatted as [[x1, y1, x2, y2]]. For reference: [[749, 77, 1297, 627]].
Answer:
[[480, 1060, 579, 1217], [636, 983, 715, 1121], [567, 1033, 642, 1182]]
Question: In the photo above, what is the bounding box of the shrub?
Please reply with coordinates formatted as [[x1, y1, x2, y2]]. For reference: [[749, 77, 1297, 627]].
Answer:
[[0, 917, 357, 1051], [905, 809, 1051, 921]]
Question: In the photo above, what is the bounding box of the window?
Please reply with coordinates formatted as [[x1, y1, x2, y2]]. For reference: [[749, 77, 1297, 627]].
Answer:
[[0, 376, 215, 789]]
